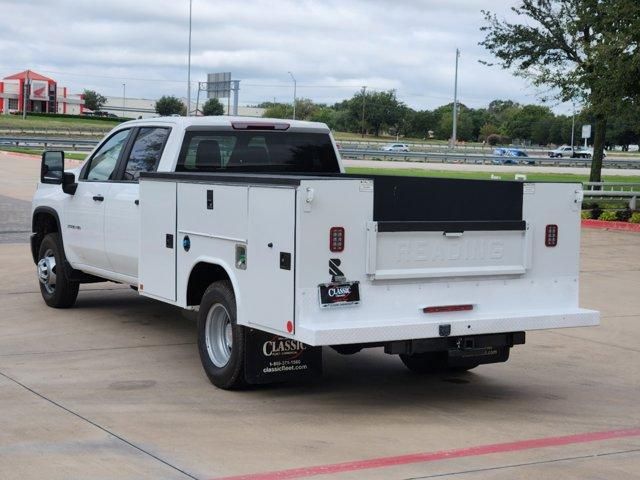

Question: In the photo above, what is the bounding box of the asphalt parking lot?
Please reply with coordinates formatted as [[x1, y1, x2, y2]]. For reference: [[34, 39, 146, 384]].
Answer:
[[1, 151, 639, 480]]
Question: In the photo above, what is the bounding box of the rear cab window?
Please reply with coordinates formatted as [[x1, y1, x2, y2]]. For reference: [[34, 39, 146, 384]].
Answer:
[[176, 130, 340, 174]]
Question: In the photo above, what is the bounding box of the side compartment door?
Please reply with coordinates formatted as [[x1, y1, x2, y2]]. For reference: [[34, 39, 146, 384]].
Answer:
[[245, 187, 296, 334], [138, 180, 176, 301]]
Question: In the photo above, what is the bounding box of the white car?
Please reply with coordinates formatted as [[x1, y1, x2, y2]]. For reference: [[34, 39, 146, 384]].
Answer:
[[381, 143, 410, 152]]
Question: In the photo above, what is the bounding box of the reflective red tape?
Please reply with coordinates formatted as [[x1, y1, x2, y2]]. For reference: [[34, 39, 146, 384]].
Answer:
[[213, 427, 640, 480]]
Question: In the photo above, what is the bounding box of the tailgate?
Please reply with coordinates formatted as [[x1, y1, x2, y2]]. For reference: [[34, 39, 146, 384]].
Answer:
[[366, 220, 530, 280]]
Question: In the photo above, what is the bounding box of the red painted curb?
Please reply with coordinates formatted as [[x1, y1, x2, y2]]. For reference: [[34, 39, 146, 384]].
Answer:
[[212, 427, 640, 480], [582, 219, 640, 232]]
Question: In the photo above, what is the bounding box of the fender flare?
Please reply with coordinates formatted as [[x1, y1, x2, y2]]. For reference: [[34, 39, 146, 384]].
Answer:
[[31, 206, 64, 264]]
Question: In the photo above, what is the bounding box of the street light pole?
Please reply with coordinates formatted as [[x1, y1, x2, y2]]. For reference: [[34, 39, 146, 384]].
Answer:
[[122, 83, 126, 117], [288, 71, 297, 120], [186, 0, 193, 117], [361, 86, 367, 138], [451, 48, 460, 148], [570, 101, 575, 150]]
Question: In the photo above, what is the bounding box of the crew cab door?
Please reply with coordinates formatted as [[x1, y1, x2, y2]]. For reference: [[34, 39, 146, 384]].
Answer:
[[64, 128, 132, 271], [104, 127, 171, 279]]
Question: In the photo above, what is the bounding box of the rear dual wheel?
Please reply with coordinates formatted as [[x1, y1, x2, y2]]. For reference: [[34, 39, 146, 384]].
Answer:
[[197, 281, 247, 389]]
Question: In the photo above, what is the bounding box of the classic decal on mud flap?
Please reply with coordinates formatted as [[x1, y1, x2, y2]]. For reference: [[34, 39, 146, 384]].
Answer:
[[244, 329, 322, 384]]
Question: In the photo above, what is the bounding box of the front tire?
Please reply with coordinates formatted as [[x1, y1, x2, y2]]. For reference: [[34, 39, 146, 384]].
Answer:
[[37, 233, 79, 308], [197, 281, 246, 389]]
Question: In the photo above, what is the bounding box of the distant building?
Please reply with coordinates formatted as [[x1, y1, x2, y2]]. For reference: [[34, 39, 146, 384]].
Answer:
[[101, 96, 265, 119], [0, 70, 84, 115]]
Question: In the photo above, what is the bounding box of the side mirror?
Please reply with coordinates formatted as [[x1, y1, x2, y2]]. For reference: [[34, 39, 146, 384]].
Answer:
[[41, 150, 77, 195], [41, 150, 64, 184]]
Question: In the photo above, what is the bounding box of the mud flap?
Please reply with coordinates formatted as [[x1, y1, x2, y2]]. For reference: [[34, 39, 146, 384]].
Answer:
[[244, 328, 323, 384]]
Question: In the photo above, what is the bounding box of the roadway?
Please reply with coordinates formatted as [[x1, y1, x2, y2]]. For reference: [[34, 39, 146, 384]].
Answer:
[[0, 151, 639, 479]]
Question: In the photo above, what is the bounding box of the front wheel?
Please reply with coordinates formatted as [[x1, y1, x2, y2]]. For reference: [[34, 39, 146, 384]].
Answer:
[[37, 233, 79, 308], [197, 281, 247, 389]]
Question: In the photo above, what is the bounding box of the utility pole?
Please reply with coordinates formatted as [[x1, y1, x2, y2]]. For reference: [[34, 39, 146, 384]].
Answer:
[[361, 86, 367, 138], [288, 71, 297, 120], [122, 83, 126, 117], [570, 101, 575, 150], [22, 71, 30, 120], [186, 0, 192, 116], [451, 48, 460, 148]]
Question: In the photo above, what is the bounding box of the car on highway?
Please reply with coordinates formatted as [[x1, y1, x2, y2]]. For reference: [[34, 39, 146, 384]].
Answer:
[[492, 147, 530, 165], [548, 145, 600, 159], [381, 143, 410, 152]]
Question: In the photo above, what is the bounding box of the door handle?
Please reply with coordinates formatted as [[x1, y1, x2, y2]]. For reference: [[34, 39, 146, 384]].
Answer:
[[92, 195, 104, 202]]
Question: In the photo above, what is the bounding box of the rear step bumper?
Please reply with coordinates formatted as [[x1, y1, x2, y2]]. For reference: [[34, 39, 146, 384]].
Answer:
[[296, 308, 599, 346]]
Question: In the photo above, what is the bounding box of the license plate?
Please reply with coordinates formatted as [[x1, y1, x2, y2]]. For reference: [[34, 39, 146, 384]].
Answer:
[[318, 281, 360, 308]]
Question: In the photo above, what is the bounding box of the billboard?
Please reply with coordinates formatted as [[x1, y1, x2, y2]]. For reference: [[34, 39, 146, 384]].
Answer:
[[30, 80, 48, 100], [207, 72, 231, 99]]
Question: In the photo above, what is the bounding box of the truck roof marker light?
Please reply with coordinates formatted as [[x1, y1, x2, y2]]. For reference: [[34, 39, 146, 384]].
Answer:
[[423, 304, 473, 314], [545, 224, 558, 247], [231, 122, 290, 131], [330, 227, 345, 252]]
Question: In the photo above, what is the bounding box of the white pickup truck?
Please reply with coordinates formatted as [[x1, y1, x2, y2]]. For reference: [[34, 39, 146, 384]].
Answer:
[[32, 116, 599, 389]]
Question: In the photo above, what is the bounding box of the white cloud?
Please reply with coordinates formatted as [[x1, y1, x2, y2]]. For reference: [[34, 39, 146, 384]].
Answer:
[[0, 0, 565, 111]]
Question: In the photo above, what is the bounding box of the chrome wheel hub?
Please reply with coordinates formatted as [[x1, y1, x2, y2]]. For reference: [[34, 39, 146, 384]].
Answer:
[[37, 249, 57, 295], [205, 304, 233, 368]]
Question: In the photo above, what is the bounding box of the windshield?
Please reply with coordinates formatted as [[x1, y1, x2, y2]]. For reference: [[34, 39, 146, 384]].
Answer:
[[176, 130, 340, 173]]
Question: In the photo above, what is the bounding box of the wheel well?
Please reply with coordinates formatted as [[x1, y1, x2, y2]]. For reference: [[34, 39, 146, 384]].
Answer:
[[187, 262, 231, 306], [31, 211, 60, 263]]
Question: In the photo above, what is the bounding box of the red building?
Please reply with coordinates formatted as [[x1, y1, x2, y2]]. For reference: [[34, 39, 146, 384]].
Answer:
[[0, 70, 84, 115]]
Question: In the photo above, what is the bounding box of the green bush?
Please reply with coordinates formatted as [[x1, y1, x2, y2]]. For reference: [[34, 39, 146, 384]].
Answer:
[[630, 212, 640, 224], [598, 211, 618, 221], [581, 211, 590, 220], [616, 208, 632, 222]]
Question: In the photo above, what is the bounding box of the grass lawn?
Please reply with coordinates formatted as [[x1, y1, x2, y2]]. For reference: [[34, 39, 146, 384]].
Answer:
[[0, 147, 87, 161], [0, 114, 121, 131]]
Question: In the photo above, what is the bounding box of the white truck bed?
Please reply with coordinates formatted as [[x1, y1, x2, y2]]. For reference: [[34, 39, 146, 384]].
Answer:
[[138, 172, 598, 347]]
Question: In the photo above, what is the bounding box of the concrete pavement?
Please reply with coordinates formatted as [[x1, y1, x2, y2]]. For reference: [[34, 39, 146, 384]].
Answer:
[[0, 151, 638, 479]]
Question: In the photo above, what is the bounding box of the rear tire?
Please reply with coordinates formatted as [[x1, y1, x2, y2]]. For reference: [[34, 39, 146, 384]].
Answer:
[[197, 281, 247, 389], [37, 233, 79, 308]]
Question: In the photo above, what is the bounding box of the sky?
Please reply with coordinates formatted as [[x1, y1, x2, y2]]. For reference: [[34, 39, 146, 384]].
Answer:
[[0, 0, 574, 114]]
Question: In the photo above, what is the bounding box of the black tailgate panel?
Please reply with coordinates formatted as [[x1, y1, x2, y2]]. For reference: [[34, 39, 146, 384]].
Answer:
[[369, 175, 523, 223]]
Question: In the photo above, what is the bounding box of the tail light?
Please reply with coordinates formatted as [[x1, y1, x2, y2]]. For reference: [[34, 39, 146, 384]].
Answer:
[[329, 227, 345, 252], [545, 224, 558, 247], [423, 304, 473, 313], [232, 122, 289, 130]]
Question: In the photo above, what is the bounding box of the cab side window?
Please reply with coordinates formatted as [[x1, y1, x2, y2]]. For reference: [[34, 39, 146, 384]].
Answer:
[[85, 129, 131, 181], [123, 127, 171, 181]]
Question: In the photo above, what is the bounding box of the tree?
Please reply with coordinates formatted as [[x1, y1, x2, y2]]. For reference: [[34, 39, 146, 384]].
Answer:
[[262, 103, 293, 119], [82, 90, 107, 112], [348, 90, 405, 136], [155, 95, 185, 116], [201, 98, 224, 116], [480, 0, 640, 181]]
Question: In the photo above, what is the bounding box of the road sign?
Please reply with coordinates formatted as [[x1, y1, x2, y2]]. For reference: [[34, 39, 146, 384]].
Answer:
[[582, 124, 592, 139], [206, 72, 231, 99]]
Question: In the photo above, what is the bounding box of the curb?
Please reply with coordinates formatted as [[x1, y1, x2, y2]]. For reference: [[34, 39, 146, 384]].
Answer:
[[582, 219, 640, 232]]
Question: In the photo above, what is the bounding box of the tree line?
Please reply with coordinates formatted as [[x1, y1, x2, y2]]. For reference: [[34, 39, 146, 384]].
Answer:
[[260, 94, 640, 149]]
